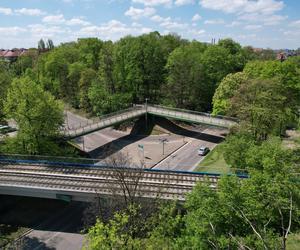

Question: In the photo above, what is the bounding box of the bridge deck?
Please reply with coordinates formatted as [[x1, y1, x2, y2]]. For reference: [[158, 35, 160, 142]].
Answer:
[[63, 105, 238, 139], [0, 162, 219, 201]]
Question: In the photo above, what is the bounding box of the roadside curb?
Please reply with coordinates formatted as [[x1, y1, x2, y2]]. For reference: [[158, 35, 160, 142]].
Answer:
[[151, 141, 188, 169]]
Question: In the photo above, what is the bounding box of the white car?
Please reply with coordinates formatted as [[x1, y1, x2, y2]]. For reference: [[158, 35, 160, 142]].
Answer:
[[198, 146, 210, 156]]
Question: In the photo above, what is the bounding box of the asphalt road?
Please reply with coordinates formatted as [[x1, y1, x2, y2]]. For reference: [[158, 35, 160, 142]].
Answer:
[[153, 128, 222, 171], [64, 110, 226, 171], [21, 202, 86, 250]]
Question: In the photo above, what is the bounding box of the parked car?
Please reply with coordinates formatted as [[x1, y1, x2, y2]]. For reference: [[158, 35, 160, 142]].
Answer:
[[198, 146, 210, 156]]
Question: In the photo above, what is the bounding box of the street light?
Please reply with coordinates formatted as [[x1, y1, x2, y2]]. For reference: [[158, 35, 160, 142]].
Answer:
[[159, 138, 168, 155]]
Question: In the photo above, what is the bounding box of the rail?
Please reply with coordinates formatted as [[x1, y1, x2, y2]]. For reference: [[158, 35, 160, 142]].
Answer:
[[0, 162, 219, 201]]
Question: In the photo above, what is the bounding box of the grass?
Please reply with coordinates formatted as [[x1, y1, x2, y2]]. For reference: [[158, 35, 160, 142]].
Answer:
[[287, 233, 300, 250], [194, 144, 230, 174]]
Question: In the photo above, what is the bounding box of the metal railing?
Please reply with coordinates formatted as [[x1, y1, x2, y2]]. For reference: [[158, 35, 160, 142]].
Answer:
[[149, 104, 239, 122], [63, 106, 146, 138], [62, 104, 238, 138], [147, 105, 238, 127]]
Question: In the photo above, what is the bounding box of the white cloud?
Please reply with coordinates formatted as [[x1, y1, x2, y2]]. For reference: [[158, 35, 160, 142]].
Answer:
[[43, 15, 90, 27], [204, 19, 225, 25], [175, 0, 195, 6], [160, 19, 188, 29], [150, 15, 187, 30], [125, 6, 156, 19], [15, 8, 46, 16], [244, 24, 263, 30], [189, 29, 206, 36], [200, 0, 284, 15], [0, 7, 13, 15], [0, 26, 26, 35], [132, 0, 172, 7], [66, 18, 90, 26], [239, 13, 287, 25], [43, 14, 66, 24], [226, 21, 242, 27], [289, 20, 300, 28], [192, 14, 202, 22], [78, 20, 152, 40], [151, 15, 169, 22], [28, 24, 69, 37]]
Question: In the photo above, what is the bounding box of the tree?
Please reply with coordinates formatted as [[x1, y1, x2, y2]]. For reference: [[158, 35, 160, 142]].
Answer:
[[79, 68, 97, 112], [0, 62, 13, 121], [218, 38, 247, 71], [88, 81, 132, 115], [84, 207, 136, 250], [212, 72, 248, 115], [182, 169, 300, 250], [77, 38, 103, 70], [165, 41, 207, 110], [38, 39, 46, 51], [4, 77, 63, 154], [67, 62, 86, 107], [223, 132, 256, 170], [202, 45, 235, 81], [230, 78, 291, 140], [46, 39, 54, 50]]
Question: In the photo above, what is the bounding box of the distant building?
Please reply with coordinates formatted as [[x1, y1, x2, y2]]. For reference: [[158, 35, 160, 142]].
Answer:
[[0, 48, 28, 62], [277, 52, 287, 62]]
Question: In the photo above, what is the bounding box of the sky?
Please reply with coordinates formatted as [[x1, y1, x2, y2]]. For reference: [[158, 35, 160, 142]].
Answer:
[[0, 0, 299, 49]]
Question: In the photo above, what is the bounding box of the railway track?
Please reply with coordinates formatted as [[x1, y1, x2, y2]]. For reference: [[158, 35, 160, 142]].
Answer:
[[0, 163, 219, 200]]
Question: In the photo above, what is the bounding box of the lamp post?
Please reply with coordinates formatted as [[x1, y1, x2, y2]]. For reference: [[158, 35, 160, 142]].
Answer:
[[159, 138, 168, 155]]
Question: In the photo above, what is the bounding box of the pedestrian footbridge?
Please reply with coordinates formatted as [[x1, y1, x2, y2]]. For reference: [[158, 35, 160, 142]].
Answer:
[[62, 104, 238, 139]]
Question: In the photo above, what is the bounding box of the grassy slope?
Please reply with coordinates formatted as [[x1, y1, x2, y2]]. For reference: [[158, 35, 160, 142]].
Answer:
[[195, 144, 230, 174], [287, 233, 300, 250]]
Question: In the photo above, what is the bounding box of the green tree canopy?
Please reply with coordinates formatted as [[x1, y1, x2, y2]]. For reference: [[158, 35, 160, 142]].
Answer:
[[4, 77, 63, 154], [212, 72, 248, 115]]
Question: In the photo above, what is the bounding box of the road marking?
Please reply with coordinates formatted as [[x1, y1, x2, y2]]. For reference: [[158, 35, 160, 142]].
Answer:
[[153, 139, 193, 169]]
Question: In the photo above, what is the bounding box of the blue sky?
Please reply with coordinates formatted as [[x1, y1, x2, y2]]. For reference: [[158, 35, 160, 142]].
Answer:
[[0, 0, 299, 49]]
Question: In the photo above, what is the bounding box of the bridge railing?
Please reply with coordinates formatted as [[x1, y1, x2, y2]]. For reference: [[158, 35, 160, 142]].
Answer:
[[148, 104, 239, 122], [0, 154, 99, 166], [62, 106, 146, 137]]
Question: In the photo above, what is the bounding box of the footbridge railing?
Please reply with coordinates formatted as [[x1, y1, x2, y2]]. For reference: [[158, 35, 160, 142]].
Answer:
[[62, 104, 238, 139], [147, 105, 238, 128], [62, 106, 146, 139]]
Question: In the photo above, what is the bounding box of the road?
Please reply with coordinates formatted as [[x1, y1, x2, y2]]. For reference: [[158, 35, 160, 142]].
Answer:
[[64, 110, 226, 171], [153, 127, 224, 171], [20, 202, 86, 250]]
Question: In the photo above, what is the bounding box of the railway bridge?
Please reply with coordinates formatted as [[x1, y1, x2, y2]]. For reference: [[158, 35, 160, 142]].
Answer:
[[0, 156, 246, 202], [62, 104, 238, 139]]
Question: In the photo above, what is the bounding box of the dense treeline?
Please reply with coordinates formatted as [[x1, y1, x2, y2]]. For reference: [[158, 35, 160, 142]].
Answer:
[[6, 33, 276, 116], [0, 32, 299, 154]]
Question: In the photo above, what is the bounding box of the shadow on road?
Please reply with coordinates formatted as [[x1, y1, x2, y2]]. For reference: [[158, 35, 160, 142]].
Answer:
[[153, 116, 224, 143], [17, 237, 56, 250], [89, 116, 155, 159], [89, 115, 224, 159]]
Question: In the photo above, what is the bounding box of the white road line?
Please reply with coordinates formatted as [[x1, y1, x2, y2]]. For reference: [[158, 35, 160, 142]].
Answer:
[[154, 140, 193, 169]]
